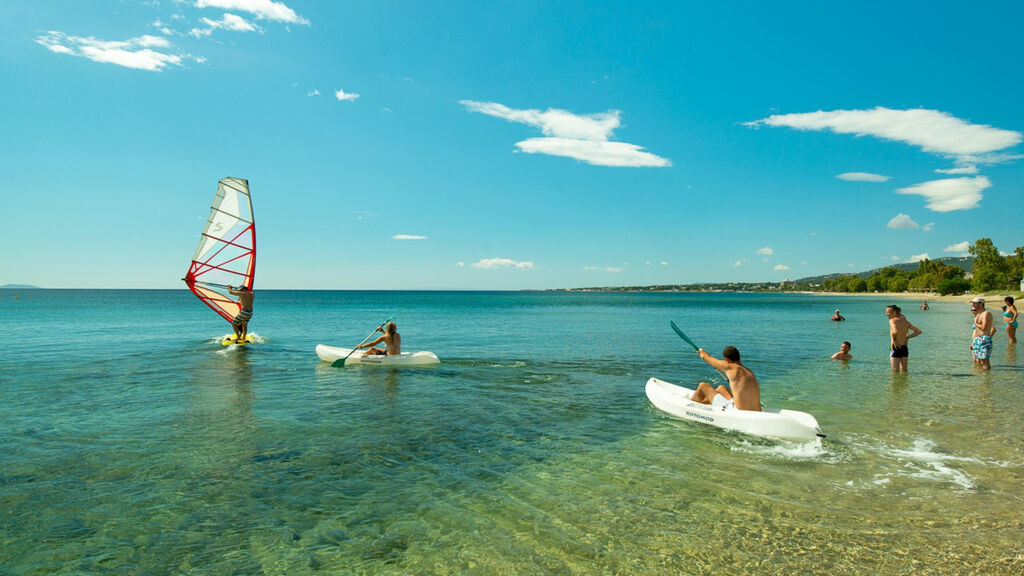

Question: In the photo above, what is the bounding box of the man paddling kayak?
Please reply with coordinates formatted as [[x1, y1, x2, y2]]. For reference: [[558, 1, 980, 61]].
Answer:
[[689, 346, 761, 411]]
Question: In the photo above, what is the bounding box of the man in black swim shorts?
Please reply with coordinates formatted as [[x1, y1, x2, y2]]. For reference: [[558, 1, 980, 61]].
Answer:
[[885, 304, 921, 372]]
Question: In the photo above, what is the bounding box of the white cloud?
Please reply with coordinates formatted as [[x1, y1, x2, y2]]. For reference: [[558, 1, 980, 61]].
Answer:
[[935, 165, 978, 175], [392, 234, 427, 240], [516, 138, 670, 167], [335, 89, 359, 102], [747, 107, 1022, 160], [891, 255, 900, 261], [922, 222, 934, 232], [774, 264, 790, 271], [756, 246, 773, 255], [908, 253, 929, 262], [895, 176, 990, 212], [584, 266, 623, 272], [944, 241, 970, 253], [306, 89, 319, 97], [35, 31, 186, 71], [189, 13, 260, 37], [887, 213, 919, 229], [460, 100, 670, 168], [195, 0, 309, 25], [470, 258, 534, 270], [837, 172, 890, 182], [660, 261, 669, 266]]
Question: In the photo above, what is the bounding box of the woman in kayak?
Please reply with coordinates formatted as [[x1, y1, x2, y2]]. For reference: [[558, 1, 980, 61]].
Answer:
[[358, 322, 402, 356], [689, 346, 761, 411]]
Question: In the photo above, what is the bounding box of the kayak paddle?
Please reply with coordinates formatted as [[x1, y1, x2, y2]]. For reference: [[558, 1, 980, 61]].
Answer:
[[333, 311, 399, 367], [670, 320, 729, 384]]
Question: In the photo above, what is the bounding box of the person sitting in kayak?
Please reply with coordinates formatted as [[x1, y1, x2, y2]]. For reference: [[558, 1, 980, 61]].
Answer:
[[831, 341, 853, 360], [689, 346, 761, 411], [227, 285, 254, 342], [358, 322, 401, 356]]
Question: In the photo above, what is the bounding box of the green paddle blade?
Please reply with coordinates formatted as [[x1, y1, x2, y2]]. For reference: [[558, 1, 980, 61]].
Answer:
[[670, 321, 700, 352], [331, 358, 348, 367]]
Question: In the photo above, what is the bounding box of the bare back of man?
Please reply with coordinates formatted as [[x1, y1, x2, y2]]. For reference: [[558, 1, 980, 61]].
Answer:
[[689, 347, 761, 411], [886, 305, 921, 372]]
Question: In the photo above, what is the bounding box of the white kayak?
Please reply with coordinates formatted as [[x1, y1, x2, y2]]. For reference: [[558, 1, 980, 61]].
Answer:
[[645, 377, 824, 441], [315, 344, 441, 367]]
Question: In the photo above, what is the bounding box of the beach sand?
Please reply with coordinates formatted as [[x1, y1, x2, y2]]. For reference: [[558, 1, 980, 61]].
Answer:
[[810, 291, 1023, 303]]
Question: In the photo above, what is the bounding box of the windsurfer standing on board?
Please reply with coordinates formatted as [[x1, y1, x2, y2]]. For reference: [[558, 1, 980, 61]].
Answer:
[[357, 322, 401, 356], [227, 285, 254, 342], [689, 346, 761, 411]]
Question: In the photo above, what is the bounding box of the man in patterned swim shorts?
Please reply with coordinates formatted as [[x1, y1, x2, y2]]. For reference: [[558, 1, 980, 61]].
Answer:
[[970, 297, 994, 371]]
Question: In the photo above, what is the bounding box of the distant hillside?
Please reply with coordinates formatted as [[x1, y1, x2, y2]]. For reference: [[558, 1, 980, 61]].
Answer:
[[0, 284, 41, 289], [557, 256, 977, 293], [793, 256, 973, 285]]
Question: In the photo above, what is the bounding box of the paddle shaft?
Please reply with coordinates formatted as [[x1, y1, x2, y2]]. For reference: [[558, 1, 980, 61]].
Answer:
[[335, 311, 399, 366], [669, 321, 730, 384]]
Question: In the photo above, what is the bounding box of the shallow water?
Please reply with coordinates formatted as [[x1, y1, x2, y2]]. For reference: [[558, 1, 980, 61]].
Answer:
[[1, 290, 1021, 574]]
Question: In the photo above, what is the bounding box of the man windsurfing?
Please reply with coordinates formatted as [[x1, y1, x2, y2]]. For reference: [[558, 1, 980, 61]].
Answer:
[[228, 285, 254, 342]]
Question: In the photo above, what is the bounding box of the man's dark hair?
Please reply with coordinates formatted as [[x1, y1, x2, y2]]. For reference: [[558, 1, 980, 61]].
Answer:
[[722, 346, 740, 362], [843, 341, 851, 348]]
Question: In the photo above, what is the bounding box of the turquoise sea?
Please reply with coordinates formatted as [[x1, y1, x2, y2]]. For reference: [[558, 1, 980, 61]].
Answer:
[[1, 289, 1021, 575]]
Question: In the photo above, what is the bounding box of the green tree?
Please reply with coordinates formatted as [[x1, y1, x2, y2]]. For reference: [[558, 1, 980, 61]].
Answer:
[[1008, 246, 1024, 288], [937, 277, 971, 296], [849, 276, 868, 293], [911, 258, 964, 291], [887, 275, 909, 292], [969, 238, 1010, 291]]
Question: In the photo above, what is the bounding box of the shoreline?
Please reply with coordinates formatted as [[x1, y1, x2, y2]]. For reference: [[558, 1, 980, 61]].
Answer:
[[809, 290, 1023, 303]]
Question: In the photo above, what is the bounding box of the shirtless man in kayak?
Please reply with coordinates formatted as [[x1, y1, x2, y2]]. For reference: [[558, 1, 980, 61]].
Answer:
[[358, 322, 401, 356], [689, 346, 761, 411], [886, 304, 921, 372], [227, 285, 254, 342]]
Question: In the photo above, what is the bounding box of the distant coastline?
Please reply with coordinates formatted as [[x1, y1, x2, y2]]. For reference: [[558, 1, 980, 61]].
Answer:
[[0, 284, 40, 289], [551, 286, 1020, 303]]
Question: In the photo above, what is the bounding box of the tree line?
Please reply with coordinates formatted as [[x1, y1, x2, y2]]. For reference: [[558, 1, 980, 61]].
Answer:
[[821, 238, 1024, 295]]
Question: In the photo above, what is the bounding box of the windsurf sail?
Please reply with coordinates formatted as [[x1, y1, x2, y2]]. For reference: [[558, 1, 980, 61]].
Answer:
[[183, 177, 255, 323]]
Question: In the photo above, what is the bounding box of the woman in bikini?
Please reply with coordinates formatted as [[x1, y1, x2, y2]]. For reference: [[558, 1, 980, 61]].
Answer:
[[1004, 296, 1018, 344]]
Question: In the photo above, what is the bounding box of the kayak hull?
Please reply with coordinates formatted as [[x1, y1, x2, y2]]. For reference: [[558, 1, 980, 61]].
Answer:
[[645, 377, 824, 440], [316, 344, 440, 366]]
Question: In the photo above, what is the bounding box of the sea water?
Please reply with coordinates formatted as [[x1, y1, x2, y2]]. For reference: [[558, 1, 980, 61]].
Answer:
[[1, 290, 1021, 575]]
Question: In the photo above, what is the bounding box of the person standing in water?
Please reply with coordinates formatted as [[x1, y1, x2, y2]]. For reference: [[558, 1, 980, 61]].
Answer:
[[886, 304, 921, 372], [689, 346, 761, 411], [227, 285, 254, 342], [971, 298, 995, 370], [1003, 296, 1018, 344], [358, 321, 401, 356]]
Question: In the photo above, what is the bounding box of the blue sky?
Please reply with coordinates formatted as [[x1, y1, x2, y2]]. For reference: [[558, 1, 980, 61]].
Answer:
[[1, 1, 1022, 289]]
